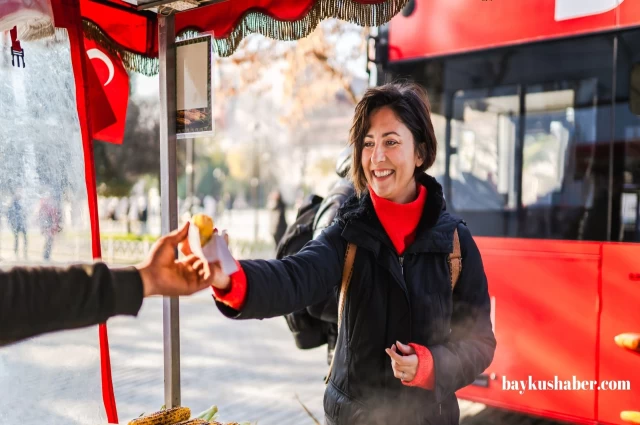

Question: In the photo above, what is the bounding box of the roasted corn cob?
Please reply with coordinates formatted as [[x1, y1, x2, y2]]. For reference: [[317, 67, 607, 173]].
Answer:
[[174, 420, 210, 425], [128, 406, 191, 425], [192, 213, 214, 246]]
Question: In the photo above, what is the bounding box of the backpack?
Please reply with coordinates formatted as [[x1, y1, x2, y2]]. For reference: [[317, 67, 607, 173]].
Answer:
[[278, 194, 332, 350], [275, 194, 324, 262], [278, 183, 354, 351]]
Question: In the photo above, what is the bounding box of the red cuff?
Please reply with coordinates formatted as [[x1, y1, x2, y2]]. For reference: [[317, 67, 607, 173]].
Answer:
[[212, 259, 247, 311], [402, 343, 435, 389]]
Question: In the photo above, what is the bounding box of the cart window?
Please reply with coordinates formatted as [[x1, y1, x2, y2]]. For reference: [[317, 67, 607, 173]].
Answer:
[[0, 36, 102, 423]]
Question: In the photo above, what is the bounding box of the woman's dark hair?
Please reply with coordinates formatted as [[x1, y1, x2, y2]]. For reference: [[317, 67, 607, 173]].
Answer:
[[349, 82, 437, 195]]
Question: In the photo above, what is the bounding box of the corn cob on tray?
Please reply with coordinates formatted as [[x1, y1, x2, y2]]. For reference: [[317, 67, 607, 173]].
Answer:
[[102, 404, 251, 425]]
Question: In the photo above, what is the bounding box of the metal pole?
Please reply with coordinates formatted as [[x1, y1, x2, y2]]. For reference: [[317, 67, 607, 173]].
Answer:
[[186, 138, 194, 214], [158, 12, 181, 408]]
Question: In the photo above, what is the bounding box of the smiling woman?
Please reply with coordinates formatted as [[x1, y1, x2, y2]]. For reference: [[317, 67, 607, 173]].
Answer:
[[349, 82, 437, 203], [201, 81, 496, 425]]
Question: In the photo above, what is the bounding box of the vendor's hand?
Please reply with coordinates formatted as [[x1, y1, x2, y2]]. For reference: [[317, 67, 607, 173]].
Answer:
[[385, 341, 418, 383], [181, 229, 232, 292], [136, 222, 211, 297]]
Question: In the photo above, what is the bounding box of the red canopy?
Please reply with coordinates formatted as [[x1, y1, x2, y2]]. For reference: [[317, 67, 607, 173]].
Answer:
[[49, 0, 408, 75]]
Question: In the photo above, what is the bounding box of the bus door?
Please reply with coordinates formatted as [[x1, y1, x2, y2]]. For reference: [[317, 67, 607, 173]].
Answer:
[[596, 28, 640, 425]]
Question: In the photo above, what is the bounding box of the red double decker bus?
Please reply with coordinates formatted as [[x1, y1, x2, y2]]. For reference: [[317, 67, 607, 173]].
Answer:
[[373, 1, 640, 424]]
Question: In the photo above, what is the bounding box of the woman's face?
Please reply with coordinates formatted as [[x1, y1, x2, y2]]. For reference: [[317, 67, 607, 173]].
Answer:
[[361, 106, 422, 204]]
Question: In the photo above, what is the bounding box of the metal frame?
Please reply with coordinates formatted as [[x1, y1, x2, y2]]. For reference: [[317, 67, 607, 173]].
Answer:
[[121, 0, 229, 12], [158, 13, 181, 407]]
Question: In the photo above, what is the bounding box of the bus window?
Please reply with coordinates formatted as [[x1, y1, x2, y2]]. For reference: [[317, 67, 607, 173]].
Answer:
[[451, 87, 519, 211], [449, 86, 519, 236], [630, 63, 640, 116], [613, 31, 640, 242], [430, 111, 447, 186], [520, 79, 602, 240]]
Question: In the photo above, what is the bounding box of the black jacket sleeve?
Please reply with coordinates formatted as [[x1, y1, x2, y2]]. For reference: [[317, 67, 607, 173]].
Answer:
[[0, 263, 143, 345], [216, 225, 345, 320], [428, 223, 497, 402]]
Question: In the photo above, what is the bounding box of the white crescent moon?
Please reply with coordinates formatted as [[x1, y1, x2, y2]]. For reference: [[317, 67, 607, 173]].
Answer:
[[87, 48, 114, 86]]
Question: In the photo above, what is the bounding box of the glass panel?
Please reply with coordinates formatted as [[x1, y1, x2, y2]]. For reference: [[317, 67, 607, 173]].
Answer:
[[451, 87, 519, 211], [520, 79, 606, 240], [430, 112, 446, 186], [630, 63, 640, 116], [613, 104, 640, 242], [0, 34, 102, 424]]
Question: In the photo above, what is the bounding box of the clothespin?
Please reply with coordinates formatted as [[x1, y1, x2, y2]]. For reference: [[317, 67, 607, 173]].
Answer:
[[10, 26, 25, 68]]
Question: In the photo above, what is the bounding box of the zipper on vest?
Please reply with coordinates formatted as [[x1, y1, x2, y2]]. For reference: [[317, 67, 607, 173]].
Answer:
[[398, 255, 404, 275]]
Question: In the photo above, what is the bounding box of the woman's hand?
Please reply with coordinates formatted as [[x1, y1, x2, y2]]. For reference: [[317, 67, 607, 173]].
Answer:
[[385, 341, 419, 382], [179, 228, 232, 291]]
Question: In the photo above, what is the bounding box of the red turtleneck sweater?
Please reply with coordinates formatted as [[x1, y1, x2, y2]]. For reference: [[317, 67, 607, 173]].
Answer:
[[213, 184, 435, 390]]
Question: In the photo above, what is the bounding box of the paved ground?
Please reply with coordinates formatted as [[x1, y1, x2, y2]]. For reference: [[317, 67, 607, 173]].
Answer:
[[0, 289, 569, 425]]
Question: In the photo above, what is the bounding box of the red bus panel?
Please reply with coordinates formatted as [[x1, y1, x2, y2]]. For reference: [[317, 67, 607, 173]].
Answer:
[[598, 244, 640, 425], [457, 237, 601, 424], [388, 0, 640, 62]]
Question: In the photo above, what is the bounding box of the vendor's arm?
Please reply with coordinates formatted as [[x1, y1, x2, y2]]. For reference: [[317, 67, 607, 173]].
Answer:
[[0, 263, 143, 345], [0, 222, 209, 346]]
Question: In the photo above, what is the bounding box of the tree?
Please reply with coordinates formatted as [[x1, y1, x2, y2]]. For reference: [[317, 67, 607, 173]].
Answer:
[[213, 19, 370, 198], [215, 19, 369, 126]]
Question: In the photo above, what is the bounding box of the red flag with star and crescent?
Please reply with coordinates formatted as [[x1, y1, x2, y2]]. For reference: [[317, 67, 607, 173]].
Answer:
[[83, 37, 128, 145]]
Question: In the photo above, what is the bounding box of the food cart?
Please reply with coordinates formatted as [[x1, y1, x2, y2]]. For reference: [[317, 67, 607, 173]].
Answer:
[[0, 1, 408, 422]]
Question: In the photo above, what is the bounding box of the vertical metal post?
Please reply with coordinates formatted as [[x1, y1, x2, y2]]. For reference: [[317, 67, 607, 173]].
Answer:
[[158, 12, 181, 408], [186, 138, 194, 214]]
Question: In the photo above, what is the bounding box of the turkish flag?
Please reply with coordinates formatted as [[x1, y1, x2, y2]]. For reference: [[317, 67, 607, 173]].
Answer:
[[84, 37, 129, 145]]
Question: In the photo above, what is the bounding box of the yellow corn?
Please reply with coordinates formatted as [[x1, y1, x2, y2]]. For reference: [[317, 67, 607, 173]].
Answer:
[[192, 213, 214, 246], [128, 406, 191, 425], [174, 420, 210, 425]]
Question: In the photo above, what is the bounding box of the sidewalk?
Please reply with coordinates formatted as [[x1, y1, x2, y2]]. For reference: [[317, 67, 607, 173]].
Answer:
[[0, 289, 564, 425]]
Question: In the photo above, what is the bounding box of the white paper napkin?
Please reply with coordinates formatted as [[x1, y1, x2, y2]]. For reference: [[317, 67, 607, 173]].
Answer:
[[187, 222, 238, 275]]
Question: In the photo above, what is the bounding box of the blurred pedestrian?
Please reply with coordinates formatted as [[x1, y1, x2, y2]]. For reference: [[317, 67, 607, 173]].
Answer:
[[7, 190, 27, 259], [38, 192, 62, 261], [268, 190, 287, 246]]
